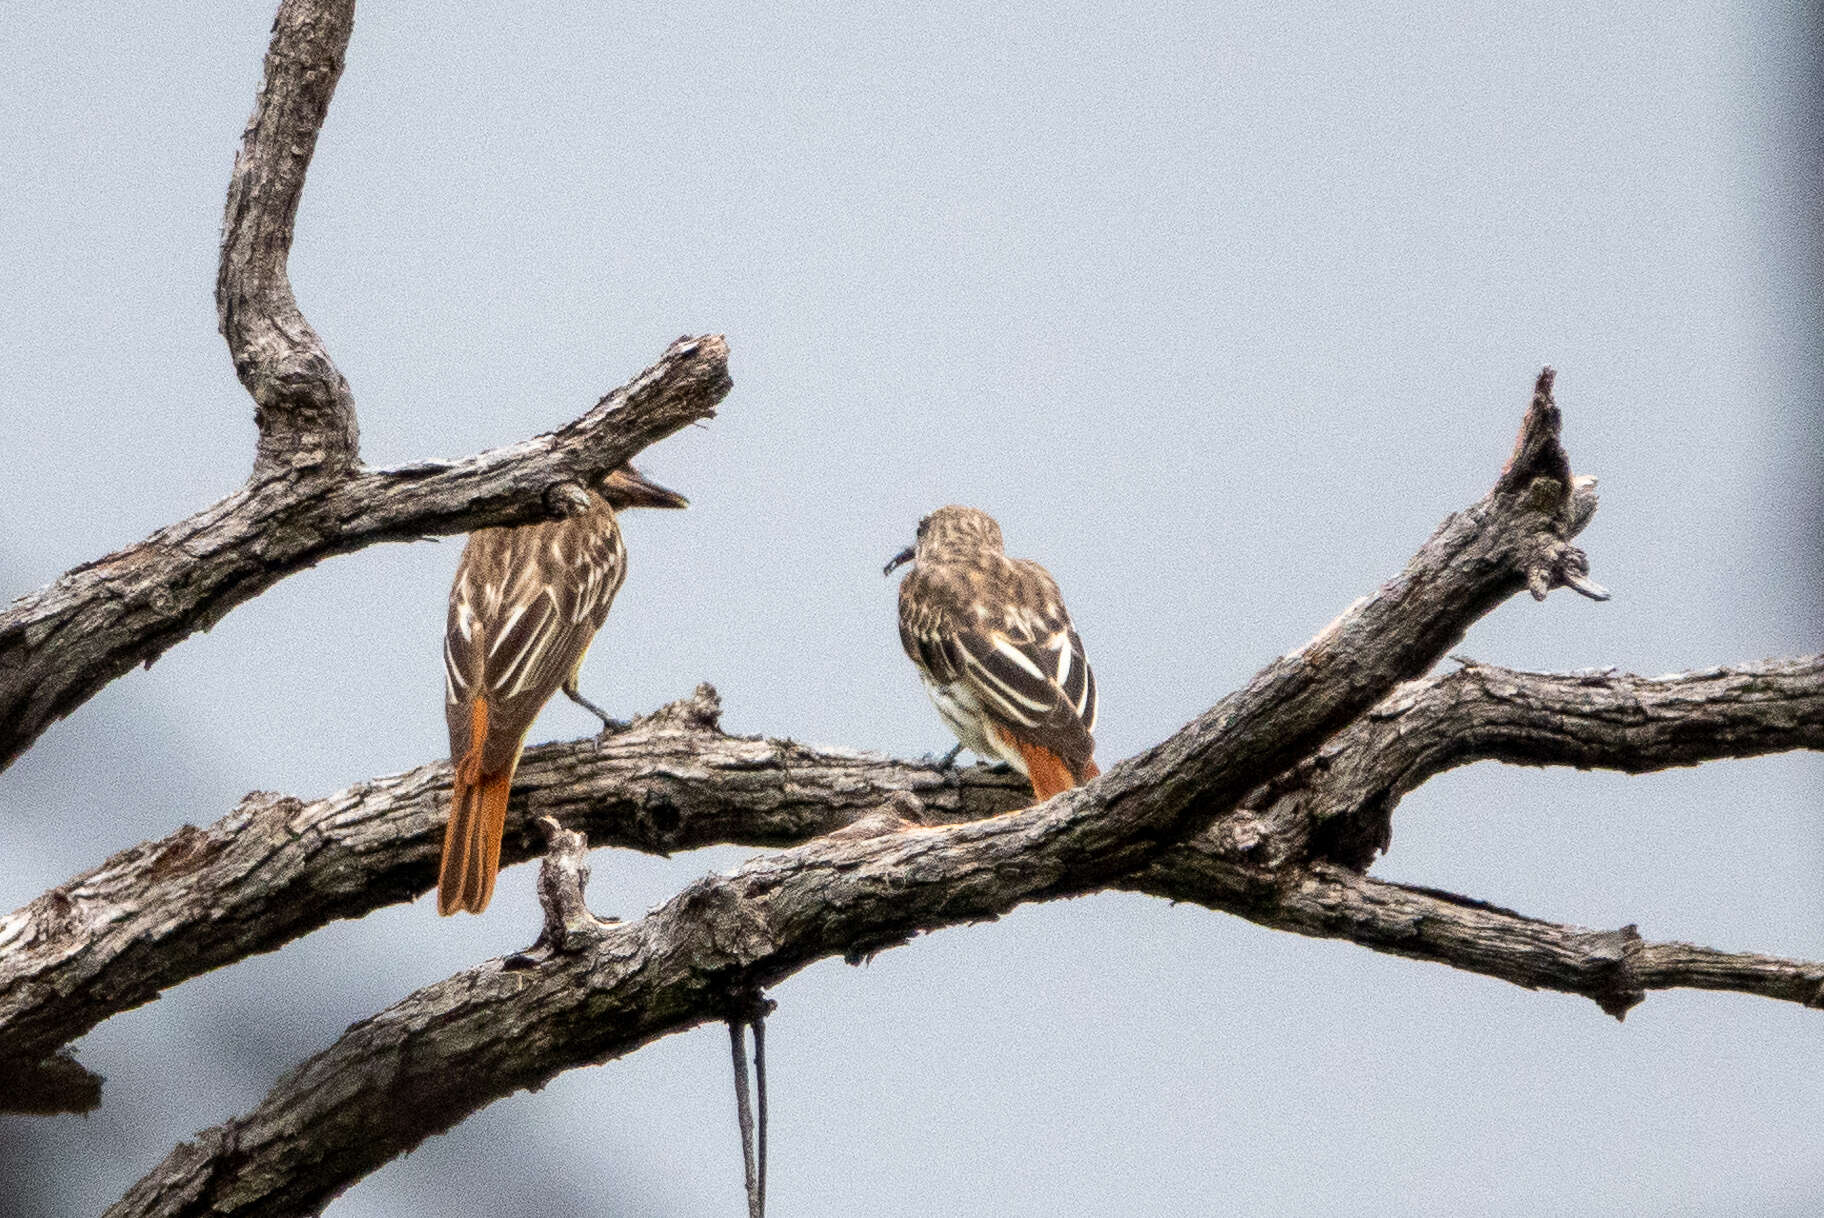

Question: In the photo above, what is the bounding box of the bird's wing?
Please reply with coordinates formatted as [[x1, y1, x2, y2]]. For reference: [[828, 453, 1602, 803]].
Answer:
[[900, 560, 1098, 776], [445, 515, 626, 771]]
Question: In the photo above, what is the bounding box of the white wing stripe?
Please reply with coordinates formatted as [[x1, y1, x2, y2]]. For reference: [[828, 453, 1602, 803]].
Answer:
[[992, 635, 1047, 680], [964, 651, 1049, 710], [487, 604, 528, 660], [443, 636, 469, 694], [493, 590, 558, 699], [961, 652, 1046, 722]]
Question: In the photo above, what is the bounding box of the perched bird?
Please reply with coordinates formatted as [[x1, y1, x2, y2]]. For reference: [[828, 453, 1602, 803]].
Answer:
[[885, 505, 1099, 801], [439, 464, 686, 915]]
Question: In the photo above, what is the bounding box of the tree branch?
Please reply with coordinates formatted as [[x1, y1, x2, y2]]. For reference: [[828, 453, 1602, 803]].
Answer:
[[219, 0, 359, 476], [0, 334, 727, 776], [0, 370, 1637, 1115], [4, 370, 1597, 1110], [106, 781, 1824, 1217], [14, 645, 1818, 1115], [1124, 854, 1824, 1019], [56, 371, 1625, 1207], [0, 688, 1025, 1112], [0, 0, 735, 775], [1249, 654, 1824, 868]]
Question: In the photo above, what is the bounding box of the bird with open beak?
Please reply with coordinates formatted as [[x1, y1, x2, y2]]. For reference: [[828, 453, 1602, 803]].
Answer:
[[439, 463, 687, 915], [886, 505, 1100, 802]]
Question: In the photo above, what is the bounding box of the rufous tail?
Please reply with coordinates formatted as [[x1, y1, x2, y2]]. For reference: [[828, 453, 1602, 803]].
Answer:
[[1011, 738, 1094, 803], [439, 699, 514, 916]]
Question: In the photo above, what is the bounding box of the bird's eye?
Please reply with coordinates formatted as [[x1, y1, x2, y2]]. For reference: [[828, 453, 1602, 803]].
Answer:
[[916, 515, 930, 537]]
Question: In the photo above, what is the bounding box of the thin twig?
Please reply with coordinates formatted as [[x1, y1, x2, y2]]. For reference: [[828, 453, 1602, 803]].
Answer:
[[753, 1014, 768, 1218], [730, 1020, 759, 1217]]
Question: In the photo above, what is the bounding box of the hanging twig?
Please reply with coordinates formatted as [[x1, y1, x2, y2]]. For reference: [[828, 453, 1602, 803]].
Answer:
[[753, 1013, 768, 1218], [729, 1019, 761, 1218]]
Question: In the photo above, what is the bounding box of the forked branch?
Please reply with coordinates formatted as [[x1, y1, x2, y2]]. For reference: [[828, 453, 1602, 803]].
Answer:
[[107, 779, 1824, 1218], [0, 0, 731, 775], [10, 651, 1816, 1115]]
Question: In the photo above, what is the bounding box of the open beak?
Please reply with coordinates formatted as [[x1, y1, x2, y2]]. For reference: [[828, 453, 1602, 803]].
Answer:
[[883, 545, 915, 577], [601, 464, 689, 509]]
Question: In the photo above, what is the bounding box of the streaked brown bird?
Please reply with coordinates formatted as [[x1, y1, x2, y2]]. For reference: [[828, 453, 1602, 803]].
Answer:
[[885, 505, 1100, 802], [439, 464, 686, 915]]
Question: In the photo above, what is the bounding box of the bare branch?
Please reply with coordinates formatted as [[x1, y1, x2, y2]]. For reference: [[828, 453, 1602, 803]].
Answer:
[[1254, 654, 1824, 867], [17, 644, 1818, 1115], [0, 335, 729, 776], [107, 792, 1824, 1217], [218, 0, 359, 476], [0, 688, 1023, 1112], [0, 374, 1618, 1112], [1125, 854, 1824, 1020], [16, 643, 1820, 1115], [0, 0, 735, 776]]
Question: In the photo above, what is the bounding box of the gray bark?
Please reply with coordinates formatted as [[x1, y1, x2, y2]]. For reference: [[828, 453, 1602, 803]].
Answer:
[[1255, 654, 1824, 868], [102, 648, 1824, 1216], [0, 689, 1024, 1112], [7, 652, 1819, 1115]]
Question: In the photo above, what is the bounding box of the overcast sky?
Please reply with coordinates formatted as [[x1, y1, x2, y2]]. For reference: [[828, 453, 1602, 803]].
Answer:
[[2, 3, 1821, 1215]]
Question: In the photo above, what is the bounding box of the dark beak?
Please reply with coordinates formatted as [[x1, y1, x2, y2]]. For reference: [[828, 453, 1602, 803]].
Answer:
[[883, 545, 915, 577], [601, 464, 689, 510]]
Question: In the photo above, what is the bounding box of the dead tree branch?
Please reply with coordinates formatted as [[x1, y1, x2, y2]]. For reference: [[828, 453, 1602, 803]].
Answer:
[[0, 691, 1024, 1113], [10, 369, 1600, 1111], [8, 643, 1817, 1117], [1247, 654, 1824, 868], [219, 0, 359, 477], [85, 371, 1649, 1211], [1123, 855, 1824, 1018], [0, 0, 731, 774], [106, 760, 1824, 1218]]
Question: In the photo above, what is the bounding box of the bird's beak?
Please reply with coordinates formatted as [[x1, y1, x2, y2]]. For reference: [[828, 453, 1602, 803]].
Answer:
[[601, 465, 689, 509], [883, 545, 915, 577]]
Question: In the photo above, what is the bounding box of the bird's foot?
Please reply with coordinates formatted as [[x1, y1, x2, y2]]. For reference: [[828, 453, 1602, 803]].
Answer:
[[935, 742, 964, 770]]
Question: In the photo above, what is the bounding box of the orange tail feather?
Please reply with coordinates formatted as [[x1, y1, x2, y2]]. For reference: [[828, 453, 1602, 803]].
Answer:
[[1010, 738, 1081, 803], [440, 698, 515, 915]]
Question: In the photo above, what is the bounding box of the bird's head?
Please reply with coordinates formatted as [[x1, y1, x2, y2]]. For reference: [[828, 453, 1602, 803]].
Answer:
[[883, 504, 1004, 576], [597, 464, 689, 511]]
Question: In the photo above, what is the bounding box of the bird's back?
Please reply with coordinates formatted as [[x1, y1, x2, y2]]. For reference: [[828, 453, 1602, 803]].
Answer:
[[898, 547, 1098, 781], [444, 493, 628, 767]]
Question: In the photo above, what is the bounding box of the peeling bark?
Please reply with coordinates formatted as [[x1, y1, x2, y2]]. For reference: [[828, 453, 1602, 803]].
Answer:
[[8, 651, 1818, 1116], [104, 768, 1824, 1218]]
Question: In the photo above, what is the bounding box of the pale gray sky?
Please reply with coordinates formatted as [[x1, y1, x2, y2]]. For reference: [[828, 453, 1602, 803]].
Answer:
[[2, 3, 1820, 1215]]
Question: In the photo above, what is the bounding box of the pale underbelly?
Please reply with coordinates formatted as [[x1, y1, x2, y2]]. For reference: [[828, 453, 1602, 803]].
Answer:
[[923, 678, 1027, 775]]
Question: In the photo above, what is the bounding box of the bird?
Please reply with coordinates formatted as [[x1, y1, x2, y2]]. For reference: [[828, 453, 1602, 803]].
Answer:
[[438, 464, 687, 915], [885, 505, 1099, 802]]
